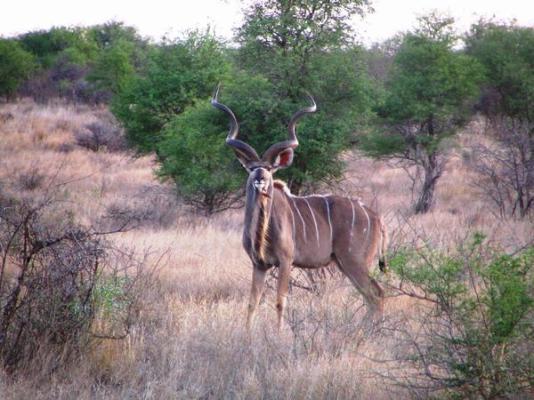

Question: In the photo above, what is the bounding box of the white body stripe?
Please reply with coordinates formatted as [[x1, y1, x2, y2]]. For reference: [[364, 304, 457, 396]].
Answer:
[[349, 200, 356, 252], [358, 200, 371, 240], [322, 196, 333, 243], [291, 197, 307, 242], [303, 198, 320, 243], [288, 203, 296, 242]]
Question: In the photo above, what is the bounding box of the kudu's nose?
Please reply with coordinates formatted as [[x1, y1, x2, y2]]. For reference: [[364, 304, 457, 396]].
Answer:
[[254, 179, 266, 191], [253, 178, 270, 197]]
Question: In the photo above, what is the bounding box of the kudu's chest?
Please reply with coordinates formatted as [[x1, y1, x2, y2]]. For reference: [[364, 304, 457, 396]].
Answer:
[[242, 192, 336, 269]]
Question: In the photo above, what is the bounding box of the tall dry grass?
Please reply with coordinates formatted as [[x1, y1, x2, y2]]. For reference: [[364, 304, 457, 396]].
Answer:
[[0, 100, 531, 399]]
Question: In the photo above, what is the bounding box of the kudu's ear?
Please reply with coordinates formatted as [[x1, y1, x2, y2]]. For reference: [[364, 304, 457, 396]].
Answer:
[[233, 148, 260, 172], [264, 147, 294, 171], [261, 93, 316, 172]]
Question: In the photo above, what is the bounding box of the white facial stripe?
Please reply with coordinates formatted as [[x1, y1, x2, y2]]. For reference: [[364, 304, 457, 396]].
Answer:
[[252, 168, 270, 193], [304, 198, 320, 243]]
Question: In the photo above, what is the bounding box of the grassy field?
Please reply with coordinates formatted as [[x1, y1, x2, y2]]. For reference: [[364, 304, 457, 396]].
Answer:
[[0, 100, 531, 399]]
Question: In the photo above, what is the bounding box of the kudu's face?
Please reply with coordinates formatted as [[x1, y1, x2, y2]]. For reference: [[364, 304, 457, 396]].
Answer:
[[248, 166, 273, 198], [239, 148, 295, 199]]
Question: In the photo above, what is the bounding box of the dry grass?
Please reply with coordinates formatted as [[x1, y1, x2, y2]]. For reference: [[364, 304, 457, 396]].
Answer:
[[0, 100, 531, 399]]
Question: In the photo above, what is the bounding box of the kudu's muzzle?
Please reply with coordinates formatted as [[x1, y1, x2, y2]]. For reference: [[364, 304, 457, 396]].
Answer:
[[253, 178, 270, 197]]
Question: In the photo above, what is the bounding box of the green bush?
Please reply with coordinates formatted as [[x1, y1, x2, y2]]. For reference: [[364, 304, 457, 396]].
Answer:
[[360, 14, 483, 213], [387, 234, 534, 399], [157, 99, 244, 215], [236, 0, 375, 192], [466, 21, 534, 121], [111, 32, 230, 153], [87, 39, 136, 95], [18, 27, 98, 68], [0, 39, 35, 99]]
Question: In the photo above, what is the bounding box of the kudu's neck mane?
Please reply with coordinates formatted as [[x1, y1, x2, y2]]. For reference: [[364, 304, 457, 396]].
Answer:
[[244, 180, 290, 263]]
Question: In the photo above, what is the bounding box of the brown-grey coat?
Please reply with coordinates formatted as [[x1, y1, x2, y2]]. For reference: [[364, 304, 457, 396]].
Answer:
[[212, 88, 387, 330]]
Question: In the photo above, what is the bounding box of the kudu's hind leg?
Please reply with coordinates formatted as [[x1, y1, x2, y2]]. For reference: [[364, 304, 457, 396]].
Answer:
[[247, 267, 267, 330], [335, 256, 384, 323]]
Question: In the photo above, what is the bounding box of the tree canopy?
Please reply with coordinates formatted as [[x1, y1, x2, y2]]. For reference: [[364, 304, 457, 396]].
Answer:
[[111, 33, 230, 153], [361, 14, 483, 213], [466, 21, 534, 122], [231, 0, 375, 192], [0, 39, 35, 100]]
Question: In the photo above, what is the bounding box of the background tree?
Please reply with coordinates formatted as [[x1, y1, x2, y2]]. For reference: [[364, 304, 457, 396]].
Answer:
[[466, 21, 534, 121], [234, 0, 374, 192], [157, 72, 282, 214], [86, 22, 149, 97], [465, 21, 534, 217], [360, 14, 483, 213], [0, 39, 35, 100], [156, 98, 245, 216], [15, 23, 147, 103], [87, 38, 136, 96], [111, 32, 229, 153]]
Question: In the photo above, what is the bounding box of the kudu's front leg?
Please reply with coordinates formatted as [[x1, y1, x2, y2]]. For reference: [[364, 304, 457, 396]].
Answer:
[[276, 261, 292, 331], [247, 266, 267, 330]]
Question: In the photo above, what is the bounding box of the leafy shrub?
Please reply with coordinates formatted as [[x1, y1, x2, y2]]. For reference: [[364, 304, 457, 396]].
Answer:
[[384, 234, 534, 399], [111, 31, 230, 153], [0, 39, 35, 100], [158, 99, 244, 215]]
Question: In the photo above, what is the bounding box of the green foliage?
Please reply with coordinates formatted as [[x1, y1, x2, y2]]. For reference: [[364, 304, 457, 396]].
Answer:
[[18, 26, 98, 68], [483, 250, 533, 342], [15, 23, 148, 102], [358, 130, 405, 158], [237, 0, 371, 93], [380, 35, 481, 125], [363, 15, 483, 157], [359, 14, 483, 213], [88, 21, 146, 51], [86, 22, 149, 96], [93, 275, 131, 319], [389, 235, 534, 398], [234, 0, 375, 192], [87, 39, 136, 95], [111, 32, 230, 153], [465, 21, 534, 121], [157, 97, 245, 215], [0, 39, 35, 99]]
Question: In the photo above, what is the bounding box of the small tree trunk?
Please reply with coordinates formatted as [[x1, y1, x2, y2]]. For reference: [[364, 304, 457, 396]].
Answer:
[[415, 151, 441, 214]]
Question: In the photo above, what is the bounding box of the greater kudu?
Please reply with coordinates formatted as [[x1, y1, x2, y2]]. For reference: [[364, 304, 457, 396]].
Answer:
[[211, 88, 388, 330]]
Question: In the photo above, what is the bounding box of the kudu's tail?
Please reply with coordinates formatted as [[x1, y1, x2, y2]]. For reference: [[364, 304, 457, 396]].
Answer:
[[378, 218, 388, 273]]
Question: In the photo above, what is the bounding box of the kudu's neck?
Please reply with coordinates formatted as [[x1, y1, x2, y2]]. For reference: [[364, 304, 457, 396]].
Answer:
[[244, 178, 274, 263]]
